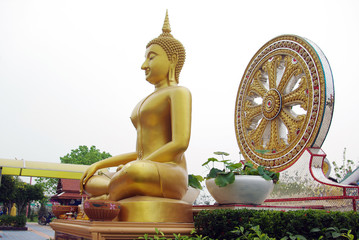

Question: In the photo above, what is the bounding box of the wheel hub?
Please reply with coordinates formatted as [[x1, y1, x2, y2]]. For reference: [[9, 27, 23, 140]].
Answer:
[[262, 89, 282, 120]]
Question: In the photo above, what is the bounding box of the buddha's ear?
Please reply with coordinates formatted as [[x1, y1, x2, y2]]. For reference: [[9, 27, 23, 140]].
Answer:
[[169, 53, 178, 82], [170, 53, 178, 66]]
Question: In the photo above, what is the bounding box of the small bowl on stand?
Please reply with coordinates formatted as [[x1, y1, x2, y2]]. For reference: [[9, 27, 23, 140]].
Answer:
[[83, 200, 121, 221]]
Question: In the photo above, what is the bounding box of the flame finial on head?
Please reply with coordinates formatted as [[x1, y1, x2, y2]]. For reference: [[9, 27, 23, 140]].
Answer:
[[162, 10, 171, 33]]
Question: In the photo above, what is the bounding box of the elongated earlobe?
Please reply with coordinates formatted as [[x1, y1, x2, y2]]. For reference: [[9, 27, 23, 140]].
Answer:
[[169, 54, 178, 83]]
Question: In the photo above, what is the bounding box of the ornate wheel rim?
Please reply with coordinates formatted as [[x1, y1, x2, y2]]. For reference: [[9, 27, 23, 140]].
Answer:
[[235, 35, 335, 171]]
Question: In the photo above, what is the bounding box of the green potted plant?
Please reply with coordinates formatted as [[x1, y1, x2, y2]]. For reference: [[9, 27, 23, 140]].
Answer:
[[203, 151, 279, 205], [182, 174, 204, 204]]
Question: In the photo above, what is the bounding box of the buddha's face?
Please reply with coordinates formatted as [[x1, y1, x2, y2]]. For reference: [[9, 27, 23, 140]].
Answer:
[[141, 44, 171, 85]]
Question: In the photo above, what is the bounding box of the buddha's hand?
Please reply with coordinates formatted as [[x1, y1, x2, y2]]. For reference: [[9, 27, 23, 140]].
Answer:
[[80, 163, 99, 193]]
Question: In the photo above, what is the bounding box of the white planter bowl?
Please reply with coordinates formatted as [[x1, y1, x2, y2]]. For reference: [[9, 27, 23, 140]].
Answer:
[[206, 175, 274, 205], [181, 187, 200, 204]]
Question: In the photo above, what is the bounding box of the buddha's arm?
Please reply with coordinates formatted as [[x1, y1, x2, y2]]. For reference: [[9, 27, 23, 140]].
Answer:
[[145, 87, 191, 163], [80, 152, 137, 189]]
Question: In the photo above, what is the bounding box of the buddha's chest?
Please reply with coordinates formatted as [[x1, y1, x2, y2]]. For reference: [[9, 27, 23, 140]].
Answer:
[[131, 93, 171, 128]]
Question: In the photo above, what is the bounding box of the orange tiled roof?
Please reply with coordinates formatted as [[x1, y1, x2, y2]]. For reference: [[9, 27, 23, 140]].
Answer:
[[57, 179, 81, 193]]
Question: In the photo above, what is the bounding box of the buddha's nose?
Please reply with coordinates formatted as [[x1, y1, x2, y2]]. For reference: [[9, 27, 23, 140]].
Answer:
[[141, 61, 148, 70]]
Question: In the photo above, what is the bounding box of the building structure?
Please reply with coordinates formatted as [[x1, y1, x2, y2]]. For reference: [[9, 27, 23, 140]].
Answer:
[[51, 179, 87, 206]]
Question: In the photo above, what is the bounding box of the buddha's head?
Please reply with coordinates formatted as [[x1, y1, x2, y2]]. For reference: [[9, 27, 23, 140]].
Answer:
[[145, 11, 186, 84]]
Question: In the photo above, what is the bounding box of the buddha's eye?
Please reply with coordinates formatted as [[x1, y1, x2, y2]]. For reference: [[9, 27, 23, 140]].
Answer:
[[148, 53, 157, 61]]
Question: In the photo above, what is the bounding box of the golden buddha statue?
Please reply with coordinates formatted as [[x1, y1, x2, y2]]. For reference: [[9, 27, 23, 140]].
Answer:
[[80, 11, 191, 208]]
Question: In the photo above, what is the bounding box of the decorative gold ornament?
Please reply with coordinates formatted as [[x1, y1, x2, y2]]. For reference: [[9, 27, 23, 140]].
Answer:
[[235, 35, 334, 171]]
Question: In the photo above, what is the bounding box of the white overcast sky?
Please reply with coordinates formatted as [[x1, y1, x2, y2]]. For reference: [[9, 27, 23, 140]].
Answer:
[[1, 0, 358, 178]]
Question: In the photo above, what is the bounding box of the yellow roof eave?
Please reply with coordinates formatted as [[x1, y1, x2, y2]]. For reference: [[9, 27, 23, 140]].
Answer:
[[0, 158, 90, 179]]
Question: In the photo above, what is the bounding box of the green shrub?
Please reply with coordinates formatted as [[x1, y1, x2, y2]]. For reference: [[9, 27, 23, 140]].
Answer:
[[14, 215, 26, 227], [0, 215, 26, 227], [0, 214, 13, 226], [194, 209, 359, 240]]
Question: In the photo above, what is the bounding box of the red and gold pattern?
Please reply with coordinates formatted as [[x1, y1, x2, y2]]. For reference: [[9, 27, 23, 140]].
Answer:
[[235, 35, 332, 171]]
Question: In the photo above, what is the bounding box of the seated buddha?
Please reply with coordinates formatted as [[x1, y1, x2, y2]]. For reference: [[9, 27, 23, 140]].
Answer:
[[80, 12, 191, 202]]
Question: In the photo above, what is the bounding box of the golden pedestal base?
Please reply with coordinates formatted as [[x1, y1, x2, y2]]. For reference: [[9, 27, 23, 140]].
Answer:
[[118, 196, 193, 222], [50, 219, 195, 240], [51, 197, 194, 239]]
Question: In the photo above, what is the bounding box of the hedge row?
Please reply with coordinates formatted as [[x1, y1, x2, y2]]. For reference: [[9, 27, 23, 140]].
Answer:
[[194, 209, 359, 240], [0, 215, 27, 227]]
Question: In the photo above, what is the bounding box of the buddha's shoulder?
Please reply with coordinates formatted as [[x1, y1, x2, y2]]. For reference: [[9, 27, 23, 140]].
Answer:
[[153, 86, 191, 99], [166, 86, 191, 96]]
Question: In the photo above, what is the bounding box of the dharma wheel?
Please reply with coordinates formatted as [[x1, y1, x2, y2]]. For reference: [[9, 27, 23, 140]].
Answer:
[[235, 35, 334, 172]]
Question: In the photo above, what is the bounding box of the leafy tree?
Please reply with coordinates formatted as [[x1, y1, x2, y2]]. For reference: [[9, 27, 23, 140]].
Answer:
[[13, 180, 44, 215], [0, 176, 44, 216], [0, 175, 16, 214], [35, 177, 58, 195], [35, 145, 112, 195], [60, 145, 112, 165]]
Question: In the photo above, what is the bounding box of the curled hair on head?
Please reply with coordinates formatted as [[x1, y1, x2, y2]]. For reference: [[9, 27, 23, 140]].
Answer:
[[146, 11, 186, 83]]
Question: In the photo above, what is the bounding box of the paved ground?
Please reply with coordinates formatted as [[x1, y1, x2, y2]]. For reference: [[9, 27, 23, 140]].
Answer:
[[0, 222, 54, 240]]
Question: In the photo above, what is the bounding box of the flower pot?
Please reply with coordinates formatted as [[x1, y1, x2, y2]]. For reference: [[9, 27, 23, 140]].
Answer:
[[83, 200, 121, 221], [52, 205, 78, 218], [206, 175, 274, 205], [181, 187, 200, 204]]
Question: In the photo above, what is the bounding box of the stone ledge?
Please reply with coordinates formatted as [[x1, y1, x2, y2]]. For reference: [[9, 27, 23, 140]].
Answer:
[[51, 219, 194, 240], [0, 226, 28, 231]]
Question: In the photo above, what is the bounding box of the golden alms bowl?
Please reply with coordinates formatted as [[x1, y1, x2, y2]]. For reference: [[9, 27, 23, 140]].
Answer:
[[83, 200, 120, 221]]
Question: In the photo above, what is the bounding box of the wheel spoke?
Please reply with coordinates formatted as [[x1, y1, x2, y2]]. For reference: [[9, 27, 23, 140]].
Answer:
[[244, 103, 262, 129], [279, 108, 305, 144], [262, 55, 281, 89], [277, 56, 303, 93], [282, 76, 308, 111], [266, 119, 279, 151], [248, 118, 268, 149], [249, 70, 268, 97]]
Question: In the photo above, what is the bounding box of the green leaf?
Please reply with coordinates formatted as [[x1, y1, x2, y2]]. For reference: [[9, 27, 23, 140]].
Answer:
[[261, 173, 272, 181], [202, 157, 219, 166], [220, 159, 230, 163], [326, 227, 338, 232], [244, 162, 254, 169], [215, 172, 235, 187], [296, 235, 307, 240], [247, 168, 259, 175], [207, 168, 222, 179], [213, 151, 229, 156], [258, 166, 265, 175], [227, 162, 242, 171], [188, 174, 203, 189], [331, 232, 341, 238]]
